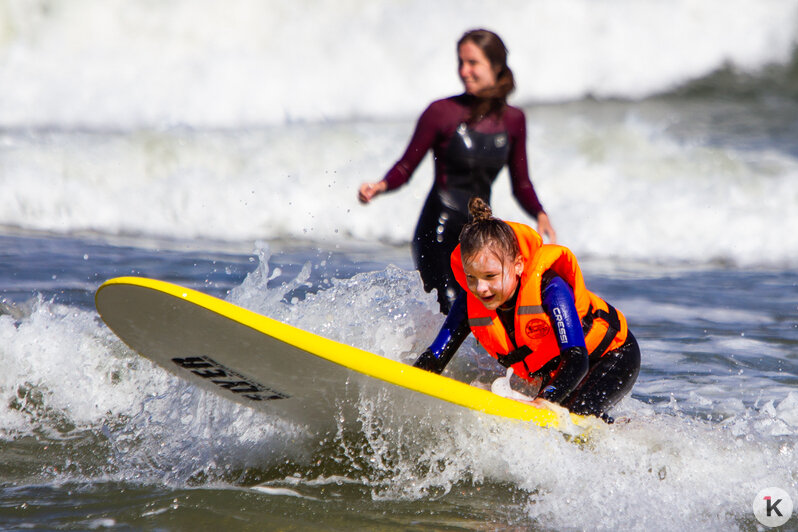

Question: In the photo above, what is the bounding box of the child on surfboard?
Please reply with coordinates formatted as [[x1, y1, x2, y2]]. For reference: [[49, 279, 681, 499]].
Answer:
[[358, 29, 556, 315], [413, 197, 640, 421]]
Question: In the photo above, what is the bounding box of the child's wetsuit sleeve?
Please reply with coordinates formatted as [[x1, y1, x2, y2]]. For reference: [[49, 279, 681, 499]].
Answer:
[[537, 273, 589, 403], [413, 291, 470, 373]]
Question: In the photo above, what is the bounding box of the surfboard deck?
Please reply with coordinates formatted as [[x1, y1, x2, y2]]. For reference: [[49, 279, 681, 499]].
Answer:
[[95, 277, 590, 435]]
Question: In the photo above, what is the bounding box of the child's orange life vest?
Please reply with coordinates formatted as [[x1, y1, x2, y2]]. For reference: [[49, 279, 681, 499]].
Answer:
[[450, 222, 628, 381]]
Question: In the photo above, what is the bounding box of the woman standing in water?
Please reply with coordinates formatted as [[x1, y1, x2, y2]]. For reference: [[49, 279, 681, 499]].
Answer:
[[413, 198, 640, 420], [358, 29, 556, 314]]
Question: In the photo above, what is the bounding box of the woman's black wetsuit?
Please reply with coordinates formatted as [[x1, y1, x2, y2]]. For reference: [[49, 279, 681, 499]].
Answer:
[[382, 94, 546, 313]]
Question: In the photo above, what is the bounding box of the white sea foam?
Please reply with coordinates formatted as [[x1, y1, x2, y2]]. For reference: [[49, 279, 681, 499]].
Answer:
[[323, 367, 797, 529], [0, 296, 315, 482], [2, 113, 797, 267], [2, 1, 798, 266], [1, 256, 794, 528], [1, 0, 796, 128], [0, 299, 161, 435]]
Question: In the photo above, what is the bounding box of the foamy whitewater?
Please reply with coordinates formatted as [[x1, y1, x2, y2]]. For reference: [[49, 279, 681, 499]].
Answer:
[[1, 1, 797, 530], [2, 0, 798, 266], [1, 0, 796, 125]]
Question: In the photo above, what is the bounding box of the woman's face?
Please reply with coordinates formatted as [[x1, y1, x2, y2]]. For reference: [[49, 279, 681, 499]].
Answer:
[[463, 247, 523, 311], [458, 40, 498, 96]]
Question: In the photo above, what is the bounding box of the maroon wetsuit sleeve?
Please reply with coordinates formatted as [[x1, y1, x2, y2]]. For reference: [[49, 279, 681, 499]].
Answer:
[[506, 109, 544, 217], [382, 102, 443, 191]]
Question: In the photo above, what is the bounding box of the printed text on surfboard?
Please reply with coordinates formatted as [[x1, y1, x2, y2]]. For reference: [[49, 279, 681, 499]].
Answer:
[[172, 356, 289, 401]]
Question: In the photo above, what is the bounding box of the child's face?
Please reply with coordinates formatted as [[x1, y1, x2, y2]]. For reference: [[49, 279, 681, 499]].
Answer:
[[463, 247, 523, 311]]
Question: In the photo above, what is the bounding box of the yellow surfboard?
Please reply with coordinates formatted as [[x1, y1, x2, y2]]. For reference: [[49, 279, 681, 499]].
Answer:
[[95, 277, 590, 434]]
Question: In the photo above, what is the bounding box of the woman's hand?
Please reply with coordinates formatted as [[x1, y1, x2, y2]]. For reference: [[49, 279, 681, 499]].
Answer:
[[536, 212, 557, 244], [358, 181, 387, 204]]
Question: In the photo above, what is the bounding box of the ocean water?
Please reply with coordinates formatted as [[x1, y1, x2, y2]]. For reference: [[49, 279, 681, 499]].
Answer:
[[2, 1, 798, 530]]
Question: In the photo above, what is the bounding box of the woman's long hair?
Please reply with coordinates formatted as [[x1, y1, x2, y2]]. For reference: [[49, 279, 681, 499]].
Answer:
[[458, 29, 516, 122]]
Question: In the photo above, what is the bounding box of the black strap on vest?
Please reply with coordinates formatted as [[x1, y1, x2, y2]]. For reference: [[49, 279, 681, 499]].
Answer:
[[496, 345, 532, 370], [581, 303, 621, 361]]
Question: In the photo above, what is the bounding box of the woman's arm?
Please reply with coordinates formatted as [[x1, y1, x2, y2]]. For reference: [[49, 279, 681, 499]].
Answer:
[[505, 109, 557, 243], [358, 102, 444, 204]]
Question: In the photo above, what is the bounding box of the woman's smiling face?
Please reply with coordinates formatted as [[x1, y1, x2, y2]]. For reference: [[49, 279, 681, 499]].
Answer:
[[458, 40, 499, 96]]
